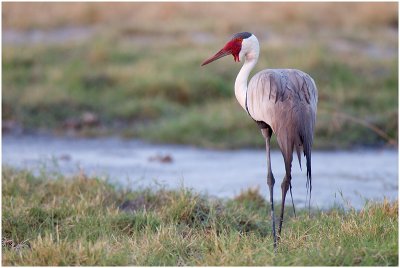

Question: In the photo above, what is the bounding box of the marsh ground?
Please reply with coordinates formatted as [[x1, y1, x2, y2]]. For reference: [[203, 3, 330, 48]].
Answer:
[[3, 2, 398, 149]]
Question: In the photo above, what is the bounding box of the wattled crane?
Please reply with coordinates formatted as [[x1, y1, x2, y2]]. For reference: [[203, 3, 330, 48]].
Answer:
[[202, 32, 318, 250]]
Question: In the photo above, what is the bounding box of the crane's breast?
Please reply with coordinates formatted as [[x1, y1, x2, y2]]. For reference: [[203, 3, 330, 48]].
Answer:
[[246, 69, 318, 131]]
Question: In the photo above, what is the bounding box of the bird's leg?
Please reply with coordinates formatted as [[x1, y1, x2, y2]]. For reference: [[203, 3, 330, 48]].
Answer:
[[278, 174, 291, 237], [262, 128, 277, 251], [267, 168, 277, 251], [289, 181, 297, 218]]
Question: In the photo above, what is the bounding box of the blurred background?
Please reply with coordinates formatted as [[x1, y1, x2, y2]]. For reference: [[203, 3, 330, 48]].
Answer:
[[3, 2, 398, 149], [2, 2, 398, 208]]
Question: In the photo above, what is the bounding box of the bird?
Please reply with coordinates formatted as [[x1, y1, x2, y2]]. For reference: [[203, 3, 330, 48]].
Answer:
[[201, 32, 318, 251]]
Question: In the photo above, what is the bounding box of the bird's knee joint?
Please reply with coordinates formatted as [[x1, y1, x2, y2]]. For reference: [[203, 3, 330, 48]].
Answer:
[[267, 173, 275, 186], [281, 179, 290, 191]]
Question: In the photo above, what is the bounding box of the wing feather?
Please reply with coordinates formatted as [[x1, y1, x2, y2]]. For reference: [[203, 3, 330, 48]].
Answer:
[[247, 68, 318, 206]]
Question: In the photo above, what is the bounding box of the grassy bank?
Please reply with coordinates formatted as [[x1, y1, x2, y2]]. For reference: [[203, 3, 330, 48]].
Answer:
[[2, 3, 398, 149], [2, 167, 398, 265]]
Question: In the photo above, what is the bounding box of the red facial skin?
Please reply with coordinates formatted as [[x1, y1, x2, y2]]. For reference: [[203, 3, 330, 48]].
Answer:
[[222, 38, 243, 62], [201, 38, 243, 66]]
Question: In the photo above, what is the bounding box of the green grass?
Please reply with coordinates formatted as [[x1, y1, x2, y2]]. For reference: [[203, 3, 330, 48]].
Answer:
[[3, 36, 397, 149], [2, 3, 398, 149], [2, 167, 398, 265]]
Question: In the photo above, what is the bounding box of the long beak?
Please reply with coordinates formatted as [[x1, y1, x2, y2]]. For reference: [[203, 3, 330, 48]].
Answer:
[[201, 48, 231, 66]]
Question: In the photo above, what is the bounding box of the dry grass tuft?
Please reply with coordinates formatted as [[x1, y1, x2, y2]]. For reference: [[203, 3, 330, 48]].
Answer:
[[234, 187, 266, 208]]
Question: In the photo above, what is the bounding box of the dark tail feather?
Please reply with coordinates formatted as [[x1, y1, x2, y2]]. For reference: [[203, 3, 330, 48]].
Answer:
[[305, 146, 312, 214], [299, 122, 313, 214], [295, 144, 302, 171], [302, 131, 312, 215]]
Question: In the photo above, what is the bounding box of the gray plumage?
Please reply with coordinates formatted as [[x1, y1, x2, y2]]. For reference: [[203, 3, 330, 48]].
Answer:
[[247, 69, 318, 207]]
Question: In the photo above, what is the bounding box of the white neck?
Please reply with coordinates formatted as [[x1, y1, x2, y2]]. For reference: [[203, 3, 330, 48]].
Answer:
[[234, 58, 257, 110], [234, 35, 260, 110]]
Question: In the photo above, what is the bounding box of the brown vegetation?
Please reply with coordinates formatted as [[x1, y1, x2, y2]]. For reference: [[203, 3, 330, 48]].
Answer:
[[3, 2, 397, 32]]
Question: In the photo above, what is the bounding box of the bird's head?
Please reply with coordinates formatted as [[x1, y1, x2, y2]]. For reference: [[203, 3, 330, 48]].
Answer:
[[201, 32, 259, 66]]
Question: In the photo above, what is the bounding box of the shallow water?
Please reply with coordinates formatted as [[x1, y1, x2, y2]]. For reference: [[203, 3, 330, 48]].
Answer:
[[2, 135, 398, 209]]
